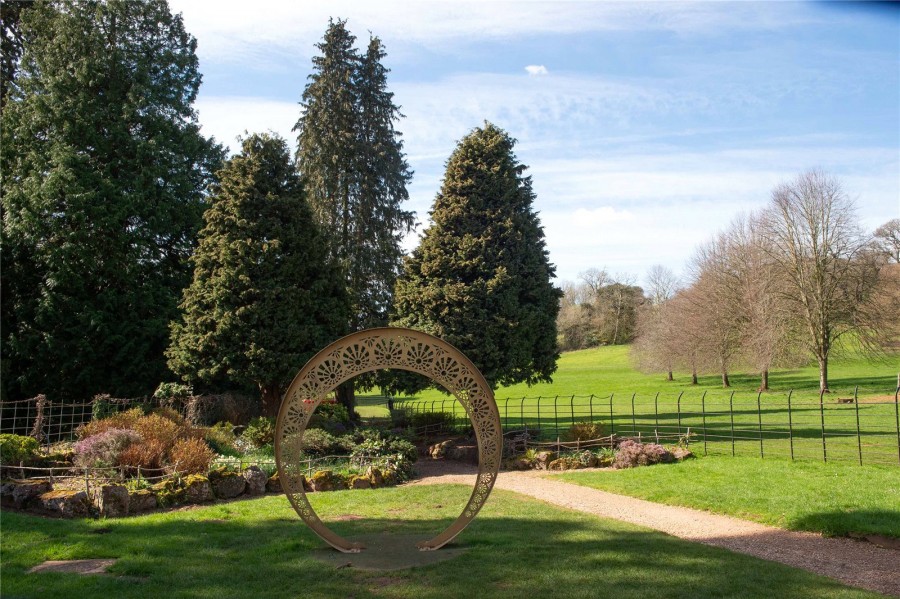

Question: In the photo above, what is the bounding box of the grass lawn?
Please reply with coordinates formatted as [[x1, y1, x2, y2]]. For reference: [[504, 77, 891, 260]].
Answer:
[[0, 485, 885, 599], [555, 456, 900, 539], [400, 345, 899, 402], [390, 346, 900, 463]]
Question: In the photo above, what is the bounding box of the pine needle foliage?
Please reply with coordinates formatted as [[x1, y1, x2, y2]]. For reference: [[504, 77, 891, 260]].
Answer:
[[0, 0, 224, 401], [167, 133, 348, 416], [391, 122, 562, 391]]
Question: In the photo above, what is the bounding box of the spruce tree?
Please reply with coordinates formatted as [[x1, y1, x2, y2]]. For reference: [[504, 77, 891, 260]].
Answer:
[[1, 0, 224, 401], [167, 133, 348, 417], [294, 19, 414, 410], [392, 122, 562, 391]]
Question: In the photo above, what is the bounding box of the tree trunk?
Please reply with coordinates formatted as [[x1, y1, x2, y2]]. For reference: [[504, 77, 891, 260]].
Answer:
[[691, 367, 698, 385], [721, 370, 730, 388], [666, 370, 673, 382], [260, 384, 282, 418], [819, 357, 829, 393], [335, 381, 356, 417], [759, 369, 769, 392]]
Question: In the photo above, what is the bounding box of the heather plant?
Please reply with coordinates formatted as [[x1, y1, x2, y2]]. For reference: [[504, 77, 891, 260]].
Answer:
[[169, 437, 215, 475], [133, 413, 181, 450], [117, 438, 168, 471], [74, 428, 141, 469], [78, 408, 144, 439], [613, 440, 673, 469]]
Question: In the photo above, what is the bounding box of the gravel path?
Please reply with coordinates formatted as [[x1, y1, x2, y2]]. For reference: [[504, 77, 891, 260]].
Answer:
[[408, 461, 900, 597]]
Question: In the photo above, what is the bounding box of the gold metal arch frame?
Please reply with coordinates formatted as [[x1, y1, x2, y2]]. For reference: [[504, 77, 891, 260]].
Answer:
[[275, 327, 502, 554]]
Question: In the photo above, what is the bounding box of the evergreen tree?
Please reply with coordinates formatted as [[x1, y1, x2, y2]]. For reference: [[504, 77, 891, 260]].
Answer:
[[0, 0, 34, 108], [1, 0, 224, 401], [167, 133, 348, 417], [294, 19, 414, 410], [392, 122, 561, 391]]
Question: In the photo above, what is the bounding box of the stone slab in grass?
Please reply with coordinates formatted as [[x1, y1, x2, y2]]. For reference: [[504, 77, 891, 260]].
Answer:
[[310, 533, 467, 572], [29, 559, 117, 575]]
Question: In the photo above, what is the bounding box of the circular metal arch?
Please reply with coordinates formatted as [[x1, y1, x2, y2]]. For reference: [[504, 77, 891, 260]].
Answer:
[[275, 328, 502, 553]]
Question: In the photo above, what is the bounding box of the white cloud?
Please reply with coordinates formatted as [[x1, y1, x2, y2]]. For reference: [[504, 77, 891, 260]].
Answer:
[[194, 96, 300, 155], [525, 65, 548, 76], [169, 0, 815, 66], [572, 207, 633, 227]]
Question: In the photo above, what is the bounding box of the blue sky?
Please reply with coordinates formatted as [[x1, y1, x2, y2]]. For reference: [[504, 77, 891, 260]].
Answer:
[[168, 0, 900, 285]]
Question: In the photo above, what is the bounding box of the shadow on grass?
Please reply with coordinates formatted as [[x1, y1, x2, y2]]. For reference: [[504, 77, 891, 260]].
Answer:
[[789, 509, 900, 540], [0, 491, 884, 599]]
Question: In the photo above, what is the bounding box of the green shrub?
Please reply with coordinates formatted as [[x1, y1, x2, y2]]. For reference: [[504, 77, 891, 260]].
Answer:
[[0, 434, 39, 465], [307, 400, 351, 434], [349, 435, 417, 481], [153, 382, 193, 401], [409, 410, 455, 432], [569, 421, 603, 441], [300, 429, 338, 455], [243, 417, 275, 448], [204, 422, 240, 457]]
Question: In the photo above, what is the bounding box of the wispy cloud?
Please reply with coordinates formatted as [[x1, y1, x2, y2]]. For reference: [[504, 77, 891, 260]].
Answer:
[[525, 65, 548, 76], [170, 0, 816, 65]]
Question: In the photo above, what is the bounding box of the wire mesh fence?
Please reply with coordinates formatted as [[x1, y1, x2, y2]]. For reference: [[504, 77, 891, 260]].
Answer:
[[394, 387, 900, 466]]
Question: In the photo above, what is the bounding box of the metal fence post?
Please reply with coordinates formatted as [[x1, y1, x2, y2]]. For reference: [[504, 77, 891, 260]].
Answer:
[[504, 398, 510, 431], [700, 391, 708, 456], [819, 389, 827, 463], [536, 396, 541, 433], [630, 393, 637, 436], [729, 391, 736, 457], [854, 386, 862, 466], [570, 394, 576, 428], [756, 391, 764, 459], [787, 390, 794, 461], [894, 385, 900, 466], [609, 394, 615, 436], [553, 395, 559, 438], [520, 397, 525, 429], [676, 391, 684, 436], [653, 392, 659, 434], [589, 394, 594, 424]]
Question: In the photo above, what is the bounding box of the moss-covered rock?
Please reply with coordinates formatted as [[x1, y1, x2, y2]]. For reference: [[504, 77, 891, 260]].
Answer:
[[308, 470, 347, 492], [265, 472, 283, 493], [151, 479, 186, 507], [183, 474, 214, 503], [365, 466, 384, 488], [33, 489, 90, 517], [128, 489, 157, 513], [1, 478, 52, 509], [348, 475, 371, 489], [242, 466, 266, 496], [208, 467, 246, 499], [92, 484, 129, 517]]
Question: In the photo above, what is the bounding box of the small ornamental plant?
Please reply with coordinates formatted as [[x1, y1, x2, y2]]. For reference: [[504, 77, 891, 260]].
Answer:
[[612, 440, 673, 469]]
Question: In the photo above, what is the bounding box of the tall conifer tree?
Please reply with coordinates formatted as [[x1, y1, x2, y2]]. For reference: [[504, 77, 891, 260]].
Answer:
[[167, 134, 348, 416], [392, 123, 561, 391], [294, 19, 414, 410], [1, 0, 224, 400]]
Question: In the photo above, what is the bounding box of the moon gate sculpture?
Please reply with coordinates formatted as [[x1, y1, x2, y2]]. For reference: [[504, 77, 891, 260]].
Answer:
[[275, 328, 502, 553]]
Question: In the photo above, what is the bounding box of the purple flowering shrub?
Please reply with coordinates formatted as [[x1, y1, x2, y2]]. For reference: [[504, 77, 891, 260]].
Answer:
[[74, 428, 141, 469], [612, 440, 673, 469]]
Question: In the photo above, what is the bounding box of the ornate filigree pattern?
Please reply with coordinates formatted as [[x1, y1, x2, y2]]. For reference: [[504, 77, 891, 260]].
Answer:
[[275, 328, 502, 554]]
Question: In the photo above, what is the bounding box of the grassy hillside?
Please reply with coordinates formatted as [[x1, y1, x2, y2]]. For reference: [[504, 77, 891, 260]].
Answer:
[[400, 345, 899, 402]]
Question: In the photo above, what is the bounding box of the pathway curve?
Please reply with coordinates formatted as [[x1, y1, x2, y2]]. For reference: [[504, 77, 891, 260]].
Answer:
[[407, 461, 900, 597]]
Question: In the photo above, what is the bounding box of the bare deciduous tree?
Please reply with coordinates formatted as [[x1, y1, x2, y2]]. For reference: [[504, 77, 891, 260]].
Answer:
[[759, 170, 885, 393], [873, 218, 900, 264]]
